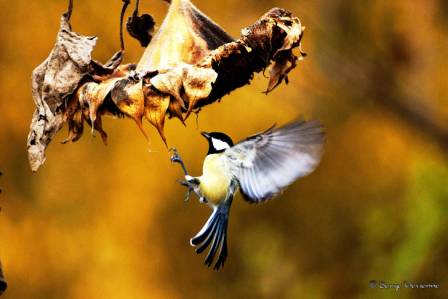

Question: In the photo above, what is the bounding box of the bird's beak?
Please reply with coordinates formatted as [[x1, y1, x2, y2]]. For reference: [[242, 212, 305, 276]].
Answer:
[[201, 132, 210, 139]]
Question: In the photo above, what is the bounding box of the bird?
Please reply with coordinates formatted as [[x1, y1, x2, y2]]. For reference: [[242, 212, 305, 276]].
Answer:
[[170, 118, 325, 270]]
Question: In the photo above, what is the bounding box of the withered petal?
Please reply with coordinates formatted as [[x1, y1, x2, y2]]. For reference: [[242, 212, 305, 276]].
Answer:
[[137, 0, 232, 72], [168, 98, 186, 125], [265, 51, 297, 94], [112, 79, 148, 140], [144, 87, 170, 145], [150, 67, 186, 109], [182, 65, 217, 119]]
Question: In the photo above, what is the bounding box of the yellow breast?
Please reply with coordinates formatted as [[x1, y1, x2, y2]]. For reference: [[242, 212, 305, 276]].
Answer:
[[198, 154, 232, 205]]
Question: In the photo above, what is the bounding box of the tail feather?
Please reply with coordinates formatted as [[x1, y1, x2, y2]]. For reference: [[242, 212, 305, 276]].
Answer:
[[191, 210, 219, 247], [204, 221, 225, 267], [214, 234, 228, 270], [190, 204, 230, 270], [195, 218, 219, 254]]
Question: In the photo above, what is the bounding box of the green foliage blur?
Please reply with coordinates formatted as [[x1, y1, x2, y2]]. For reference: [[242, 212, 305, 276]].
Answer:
[[1, 0, 447, 298]]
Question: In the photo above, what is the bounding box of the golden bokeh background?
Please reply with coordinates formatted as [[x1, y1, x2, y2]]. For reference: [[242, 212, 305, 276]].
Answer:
[[1, 0, 448, 298]]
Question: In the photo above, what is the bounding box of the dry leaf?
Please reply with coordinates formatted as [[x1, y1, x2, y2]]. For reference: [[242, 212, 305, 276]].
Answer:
[[28, 15, 97, 171]]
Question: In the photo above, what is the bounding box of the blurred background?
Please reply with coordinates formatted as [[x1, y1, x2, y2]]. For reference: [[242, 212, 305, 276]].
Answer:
[[1, 0, 448, 298]]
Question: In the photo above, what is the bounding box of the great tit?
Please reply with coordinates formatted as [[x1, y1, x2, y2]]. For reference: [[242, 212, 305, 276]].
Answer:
[[170, 118, 325, 270]]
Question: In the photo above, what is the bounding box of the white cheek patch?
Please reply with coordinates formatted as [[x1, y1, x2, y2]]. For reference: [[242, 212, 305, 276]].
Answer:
[[211, 138, 230, 151]]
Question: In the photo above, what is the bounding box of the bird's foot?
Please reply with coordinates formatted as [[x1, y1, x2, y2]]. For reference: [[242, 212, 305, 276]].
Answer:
[[169, 147, 189, 175], [176, 179, 206, 204], [171, 148, 206, 203], [169, 147, 181, 161], [177, 179, 194, 202]]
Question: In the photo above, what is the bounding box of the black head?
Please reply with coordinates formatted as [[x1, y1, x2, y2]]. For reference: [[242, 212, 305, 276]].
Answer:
[[201, 132, 234, 155]]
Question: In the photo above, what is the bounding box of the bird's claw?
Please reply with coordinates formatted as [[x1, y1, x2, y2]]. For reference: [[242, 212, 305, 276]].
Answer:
[[184, 189, 192, 202], [171, 148, 204, 203], [177, 179, 193, 202], [169, 147, 181, 163], [176, 179, 206, 204]]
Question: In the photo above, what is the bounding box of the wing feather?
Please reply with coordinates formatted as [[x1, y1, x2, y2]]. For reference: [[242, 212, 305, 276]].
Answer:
[[225, 119, 325, 203]]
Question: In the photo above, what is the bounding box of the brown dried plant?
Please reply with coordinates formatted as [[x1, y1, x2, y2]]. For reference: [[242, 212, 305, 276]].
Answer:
[[27, 0, 306, 171]]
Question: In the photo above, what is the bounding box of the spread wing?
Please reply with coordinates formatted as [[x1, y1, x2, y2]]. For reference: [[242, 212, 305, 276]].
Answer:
[[225, 119, 325, 203]]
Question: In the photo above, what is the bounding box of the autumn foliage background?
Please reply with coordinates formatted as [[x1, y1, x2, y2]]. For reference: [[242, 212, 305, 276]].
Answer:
[[1, 0, 448, 298]]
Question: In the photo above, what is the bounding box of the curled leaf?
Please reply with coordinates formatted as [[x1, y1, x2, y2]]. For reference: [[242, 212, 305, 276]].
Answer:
[[28, 15, 97, 171]]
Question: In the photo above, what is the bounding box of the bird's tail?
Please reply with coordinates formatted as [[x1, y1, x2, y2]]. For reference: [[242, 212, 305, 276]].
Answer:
[[190, 202, 231, 270]]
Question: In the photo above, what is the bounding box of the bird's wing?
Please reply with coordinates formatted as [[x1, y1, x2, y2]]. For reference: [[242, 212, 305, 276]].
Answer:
[[224, 119, 325, 203]]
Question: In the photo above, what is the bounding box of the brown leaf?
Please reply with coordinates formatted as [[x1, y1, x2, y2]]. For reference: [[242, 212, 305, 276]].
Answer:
[[28, 15, 97, 171]]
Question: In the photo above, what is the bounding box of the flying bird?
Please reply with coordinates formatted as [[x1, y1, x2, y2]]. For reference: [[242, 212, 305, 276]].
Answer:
[[170, 119, 325, 270]]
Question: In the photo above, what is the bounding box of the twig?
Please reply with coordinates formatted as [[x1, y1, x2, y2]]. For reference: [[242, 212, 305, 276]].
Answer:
[[120, 0, 131, 51]]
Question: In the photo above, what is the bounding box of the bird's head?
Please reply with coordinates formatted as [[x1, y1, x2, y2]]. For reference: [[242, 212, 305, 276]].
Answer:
[[201, 131, 234, 155]]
